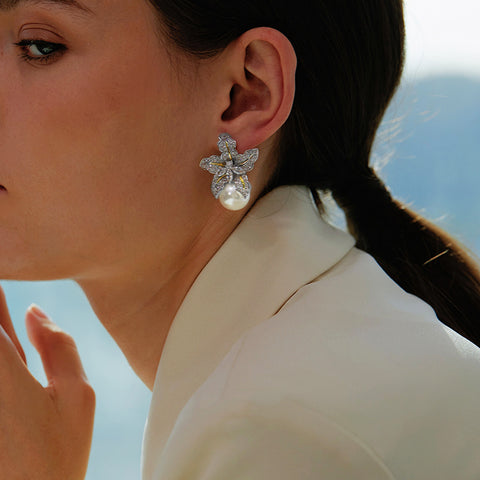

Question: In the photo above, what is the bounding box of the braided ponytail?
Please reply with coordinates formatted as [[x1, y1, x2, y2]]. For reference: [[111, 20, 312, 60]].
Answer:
[[148, 0, 480, 345]]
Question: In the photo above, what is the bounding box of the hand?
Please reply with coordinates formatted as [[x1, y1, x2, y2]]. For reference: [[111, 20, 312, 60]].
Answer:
[[0, 285, 95, 480]]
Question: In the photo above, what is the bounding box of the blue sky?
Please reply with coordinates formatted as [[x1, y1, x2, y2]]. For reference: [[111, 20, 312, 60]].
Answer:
[[405, 0, 480, 78]]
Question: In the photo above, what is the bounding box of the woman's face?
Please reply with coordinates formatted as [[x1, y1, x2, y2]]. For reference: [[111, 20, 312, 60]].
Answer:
[[0, 0, 216, 281]]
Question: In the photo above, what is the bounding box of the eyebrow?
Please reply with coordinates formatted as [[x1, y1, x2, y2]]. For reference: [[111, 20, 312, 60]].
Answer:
[[0, 0, 93, 15]]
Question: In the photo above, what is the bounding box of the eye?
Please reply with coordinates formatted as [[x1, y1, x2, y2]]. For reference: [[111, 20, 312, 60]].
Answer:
[[15, 40, 67, 65]]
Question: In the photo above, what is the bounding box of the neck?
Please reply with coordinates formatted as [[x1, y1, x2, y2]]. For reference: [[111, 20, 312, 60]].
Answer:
[[75, 211, 240, 391]]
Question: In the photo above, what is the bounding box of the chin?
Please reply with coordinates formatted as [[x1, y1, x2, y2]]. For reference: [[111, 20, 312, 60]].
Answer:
[[0, 248, 64, 282]]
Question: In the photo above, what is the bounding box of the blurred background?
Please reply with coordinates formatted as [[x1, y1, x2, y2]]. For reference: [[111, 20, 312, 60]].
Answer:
[[2, 1, 479, 478]]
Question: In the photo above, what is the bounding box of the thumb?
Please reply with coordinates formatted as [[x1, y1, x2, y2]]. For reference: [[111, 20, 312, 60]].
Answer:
[[25, 304, 90, 389]]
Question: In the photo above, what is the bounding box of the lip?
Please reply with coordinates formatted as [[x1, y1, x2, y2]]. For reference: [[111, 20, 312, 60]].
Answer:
[[0, 185, 6, 193]]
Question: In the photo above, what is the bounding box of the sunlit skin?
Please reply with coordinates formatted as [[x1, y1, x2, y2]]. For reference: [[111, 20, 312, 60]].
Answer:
[[0, 0, 296, 476]]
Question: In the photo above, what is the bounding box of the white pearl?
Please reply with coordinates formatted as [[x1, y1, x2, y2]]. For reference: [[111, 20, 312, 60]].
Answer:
[[218, 184, 249, 211]]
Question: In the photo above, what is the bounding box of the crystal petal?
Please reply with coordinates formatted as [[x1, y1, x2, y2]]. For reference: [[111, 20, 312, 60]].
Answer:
[[200, 155, 225, 174], [234, 175, 251, 198]]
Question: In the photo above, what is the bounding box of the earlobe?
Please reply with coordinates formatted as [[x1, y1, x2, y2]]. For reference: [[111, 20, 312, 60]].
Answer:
[[219, 27, 297, 150]]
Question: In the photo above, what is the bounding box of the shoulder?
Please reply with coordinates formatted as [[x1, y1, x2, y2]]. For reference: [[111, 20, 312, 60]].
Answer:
[[230, 247, 480, 387], [158, 248, 480, 479], [233, 247, 480, 430]]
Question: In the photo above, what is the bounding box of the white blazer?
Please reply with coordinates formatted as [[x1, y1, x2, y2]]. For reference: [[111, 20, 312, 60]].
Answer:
[[141, 186, 480, 479]]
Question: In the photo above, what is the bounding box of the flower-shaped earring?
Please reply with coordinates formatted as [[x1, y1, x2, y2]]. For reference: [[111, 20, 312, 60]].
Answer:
[[200, 133, 259, 211]]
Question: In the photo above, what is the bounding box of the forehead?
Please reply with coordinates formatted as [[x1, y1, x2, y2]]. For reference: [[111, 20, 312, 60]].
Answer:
[[0, 0, 92, 13]]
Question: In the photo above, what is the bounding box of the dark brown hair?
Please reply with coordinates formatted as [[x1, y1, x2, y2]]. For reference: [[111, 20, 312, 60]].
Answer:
[[149, 0, 480, 346]]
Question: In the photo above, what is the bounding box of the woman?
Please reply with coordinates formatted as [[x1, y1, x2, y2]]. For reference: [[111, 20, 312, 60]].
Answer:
[[0, 0, 479, 478]]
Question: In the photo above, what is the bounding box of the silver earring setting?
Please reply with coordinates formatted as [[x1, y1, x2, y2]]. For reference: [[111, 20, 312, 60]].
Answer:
[[200, 133, 259, 211]]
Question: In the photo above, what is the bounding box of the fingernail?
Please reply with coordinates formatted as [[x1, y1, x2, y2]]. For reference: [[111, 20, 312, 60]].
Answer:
[[28, 303, 49, 320], [28, 304, 63, 332]]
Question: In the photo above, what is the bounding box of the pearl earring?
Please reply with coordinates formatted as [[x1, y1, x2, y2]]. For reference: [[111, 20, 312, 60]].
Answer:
[[200, 133, 259, 211]]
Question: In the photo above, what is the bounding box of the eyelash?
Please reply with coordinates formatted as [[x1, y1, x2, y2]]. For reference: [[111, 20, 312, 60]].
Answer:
[[14, 40, 67, 65]]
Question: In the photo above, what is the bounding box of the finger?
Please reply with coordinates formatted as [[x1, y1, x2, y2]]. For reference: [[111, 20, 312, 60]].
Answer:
[[0, 324, 30, 384], [25, 304, 96, 477], [25, 304, 90, 390], [0, 284, 27, 365]]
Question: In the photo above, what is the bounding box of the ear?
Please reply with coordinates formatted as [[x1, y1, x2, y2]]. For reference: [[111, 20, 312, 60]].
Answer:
[[217, 27, 297, 151]]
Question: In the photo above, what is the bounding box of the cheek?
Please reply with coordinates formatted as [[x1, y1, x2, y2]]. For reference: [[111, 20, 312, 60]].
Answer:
[[9, 47, 182, 214], [0, 44, 192, 273]]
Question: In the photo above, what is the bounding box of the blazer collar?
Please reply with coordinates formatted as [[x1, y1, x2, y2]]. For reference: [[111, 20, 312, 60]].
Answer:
[[142, 186, 355, 476]]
